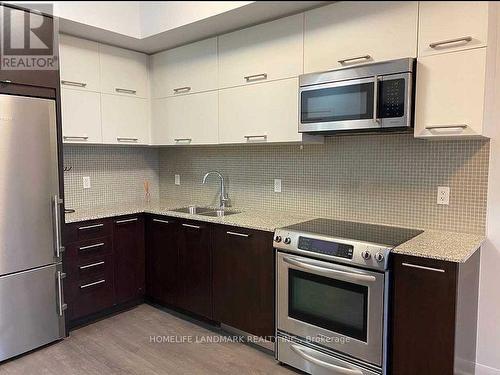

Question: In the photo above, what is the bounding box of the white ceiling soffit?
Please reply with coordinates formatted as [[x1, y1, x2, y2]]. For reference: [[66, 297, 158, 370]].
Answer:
[[57, 1, 330, 54]]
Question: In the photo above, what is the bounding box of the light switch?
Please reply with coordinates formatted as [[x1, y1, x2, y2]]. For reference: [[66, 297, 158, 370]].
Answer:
[[175, 174, 180, 185], [274, 179, 282, 193]]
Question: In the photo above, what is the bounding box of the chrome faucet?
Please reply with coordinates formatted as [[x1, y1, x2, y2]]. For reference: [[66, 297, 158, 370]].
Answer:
[[202, 171, 230, 209]]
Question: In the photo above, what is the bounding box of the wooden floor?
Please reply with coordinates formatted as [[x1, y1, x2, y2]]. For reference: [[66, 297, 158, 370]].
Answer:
[[0, 304, 297, 375]]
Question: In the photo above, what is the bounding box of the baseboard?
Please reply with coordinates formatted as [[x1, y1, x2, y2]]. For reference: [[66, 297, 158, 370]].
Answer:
[[476, 363, 500, 375]]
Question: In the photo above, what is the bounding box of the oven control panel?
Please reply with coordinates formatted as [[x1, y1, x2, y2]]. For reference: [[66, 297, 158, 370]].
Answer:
[[297, 236, 354, 259]]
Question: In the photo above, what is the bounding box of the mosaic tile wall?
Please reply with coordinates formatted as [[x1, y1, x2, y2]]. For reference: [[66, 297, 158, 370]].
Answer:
[[159, 133, 490, 234], [63, 145, 160, 209]]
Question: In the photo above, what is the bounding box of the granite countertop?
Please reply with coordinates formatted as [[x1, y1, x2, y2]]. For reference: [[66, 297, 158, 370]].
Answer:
[[65, 200, 485, 263], [64, 200, 314, 233]]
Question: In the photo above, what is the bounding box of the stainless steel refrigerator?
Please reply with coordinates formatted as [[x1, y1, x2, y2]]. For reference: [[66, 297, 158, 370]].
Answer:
[[0, 93, 66, 362]]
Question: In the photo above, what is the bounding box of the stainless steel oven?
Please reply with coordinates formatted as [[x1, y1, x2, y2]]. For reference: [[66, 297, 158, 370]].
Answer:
[[299, 58, 415, 134], [274, 219, 423, 375]]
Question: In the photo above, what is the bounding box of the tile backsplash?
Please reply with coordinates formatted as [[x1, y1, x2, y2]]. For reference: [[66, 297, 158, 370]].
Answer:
[[159, 134, 489, 234], [63, 145, 159, 208], [63, 133, 490, 234]]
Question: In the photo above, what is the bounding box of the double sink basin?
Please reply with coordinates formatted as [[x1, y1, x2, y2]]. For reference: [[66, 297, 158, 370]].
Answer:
[[172, 206, 240, 217]]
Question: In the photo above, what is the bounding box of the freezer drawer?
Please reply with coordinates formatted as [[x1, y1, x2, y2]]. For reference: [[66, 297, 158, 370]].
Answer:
[[0, 263, 66, 362]]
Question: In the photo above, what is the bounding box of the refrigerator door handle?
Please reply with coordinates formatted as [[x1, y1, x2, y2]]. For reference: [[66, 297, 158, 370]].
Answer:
[[56, 271, 67, 316], [53, 195, 65, 259]]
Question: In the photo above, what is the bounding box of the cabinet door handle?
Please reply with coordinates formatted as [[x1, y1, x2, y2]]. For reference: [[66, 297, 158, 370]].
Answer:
[[174, 138, 192, 143], [79, 261, 105, 270], [173, 86, 191, 93], [153, 218, 170, 224], [115, 88, 137, 95], [425, 124, 468, 130], [226, 231, 249, 238], [63, 136, 89, 141], [0, 79, 12, 84], [78, 223, 104, 230], [338, 55, 371, 65], [182, 223, 201, 229], [244, 73, 267, 82], [61, 80, 87, 87], [115, 218, 138, 224], [117, 137, 139, 142], [79, 242, 105, 251], [429, 36, 472, 49], [402, 262, 445, 273], [244, 135, 267, 140], [80, 279, 106, 289]]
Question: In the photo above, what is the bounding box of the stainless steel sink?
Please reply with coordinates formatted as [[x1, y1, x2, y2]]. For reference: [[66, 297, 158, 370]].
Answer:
[[199, 209, 240, 217], [172, 206, 213, 215]]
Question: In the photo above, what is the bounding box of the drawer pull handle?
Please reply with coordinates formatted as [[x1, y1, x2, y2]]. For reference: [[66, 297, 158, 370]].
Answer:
[[244, 73, 267, 82], [64, 136, 89, 140], [153, 218, 170, 224], [80, 279, 106, 289], [79, 261, 105, 270], [244, 135, 267, 140], [226, 231, 249, 238], [115, 88, 137, 95], [117, 137, 139, 142], [115, 218, 138, 224], [182, 223, 201, 229], [174, 138, 192, 143], [338, 55, 371, 65], [402, 263, 445, 273], [429, 36, 472, 49], [425, 124, 468, 130], [173, 86, 191, 93], [0, 80, 12, 84], [61, 80, 87, 87], [79, 242, 105, 251], [78, 224, 104, 230]]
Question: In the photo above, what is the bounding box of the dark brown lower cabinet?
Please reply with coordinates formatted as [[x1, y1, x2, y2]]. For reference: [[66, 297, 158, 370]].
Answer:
[[390, 251, 480, 375], [177, 220, 213, 319], [213, 225, 274, 337], [146, 216, 180, 306], [113, 215, 145, 304]]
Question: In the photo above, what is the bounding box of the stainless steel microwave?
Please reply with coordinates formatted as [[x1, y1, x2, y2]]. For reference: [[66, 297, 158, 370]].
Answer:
[[299, 58, 415, 134]]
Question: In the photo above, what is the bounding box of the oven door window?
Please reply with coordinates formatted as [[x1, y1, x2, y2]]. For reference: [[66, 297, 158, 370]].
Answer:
[[288, 269, 368, 342], [301, 82, 374, 123]]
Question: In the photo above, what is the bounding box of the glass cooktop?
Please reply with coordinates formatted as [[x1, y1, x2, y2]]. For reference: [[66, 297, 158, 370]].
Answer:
[[283, 218, 423, 247]]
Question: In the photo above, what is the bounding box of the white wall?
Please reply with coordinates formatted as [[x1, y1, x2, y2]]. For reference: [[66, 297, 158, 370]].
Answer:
[[139, 1, 253, 37]]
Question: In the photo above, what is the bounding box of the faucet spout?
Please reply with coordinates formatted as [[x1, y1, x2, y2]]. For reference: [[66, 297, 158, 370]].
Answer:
[[202, 171, 230, 209]]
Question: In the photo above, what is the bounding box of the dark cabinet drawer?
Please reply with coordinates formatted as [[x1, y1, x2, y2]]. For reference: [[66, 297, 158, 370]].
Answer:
[[64, 219, 112, 244], [65, 237, 112, 262]]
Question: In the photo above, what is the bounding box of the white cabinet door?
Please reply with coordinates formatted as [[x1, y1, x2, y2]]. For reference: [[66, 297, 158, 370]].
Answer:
[[151, 91, 218, 145], [218, 14, 303, 89], [219, 78, 301, 144], [304, 1, 418, 73], [151, 38, 218, 98], [99, 44, 149, 98], [415, 48, 486, 138], [61, 88, 102, 144], [59, 34, 100, 92], [418, 1, 489, 57], [101, 94, 150, 145]]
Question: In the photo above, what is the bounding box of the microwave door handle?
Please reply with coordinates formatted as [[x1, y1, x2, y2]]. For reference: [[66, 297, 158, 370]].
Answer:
[[373, 75, 380, 124], [290, 345, 363, 375], [283, 257, 376, 283]]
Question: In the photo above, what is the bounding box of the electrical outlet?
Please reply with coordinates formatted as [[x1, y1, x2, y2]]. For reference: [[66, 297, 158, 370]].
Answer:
[[437, 186, 450, 205], [274, 178, 282, 193], [174, 174, 180, 185], [83, 176, 91, 189]]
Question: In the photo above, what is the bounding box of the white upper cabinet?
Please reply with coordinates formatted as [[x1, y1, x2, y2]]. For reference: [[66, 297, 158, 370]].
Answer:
[[151, 38, 218, 98], [415, 48, 487, 139], [101, 94, 150, 145], [151, 91, 218, 145], [218, 14, 303, 89], [99, 44, 149, 98], [59, 34, 100, 92], [304, 1, 418, 73], [219, 78, 302, 144], [418, 1, 489, 57], [61, 89, 102, 144]]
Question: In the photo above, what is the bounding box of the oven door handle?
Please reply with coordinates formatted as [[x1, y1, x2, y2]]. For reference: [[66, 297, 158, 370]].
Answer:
[[283, 257, 377, 283], [290, 345, 363, 375]]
